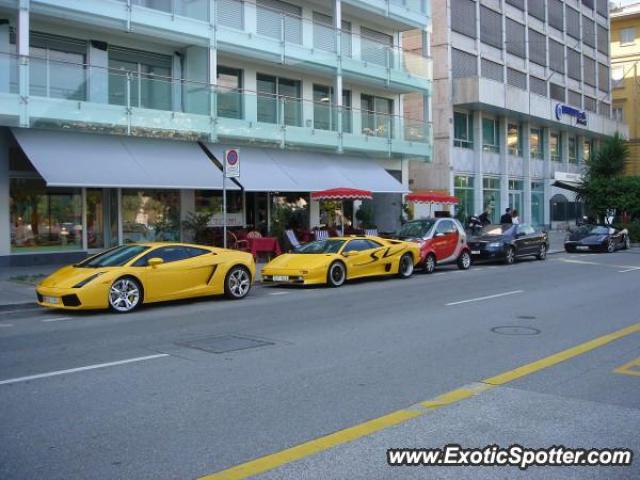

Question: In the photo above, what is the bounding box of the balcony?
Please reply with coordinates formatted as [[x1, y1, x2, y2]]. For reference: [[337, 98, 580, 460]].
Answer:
[[0, 53, 431, 159], [28, 0, 432, 94]]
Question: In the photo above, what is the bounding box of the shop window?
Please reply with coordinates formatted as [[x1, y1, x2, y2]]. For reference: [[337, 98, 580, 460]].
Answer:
[[550, 132, 562, 162], [507, 123, 522, 156], [454, 175, 475, 221], [482, 117, 499, 153], [121, 190, 180, 243], [568, 136, 578, 164], [482, 177, 501, 223], [530, 128, 544, 159]]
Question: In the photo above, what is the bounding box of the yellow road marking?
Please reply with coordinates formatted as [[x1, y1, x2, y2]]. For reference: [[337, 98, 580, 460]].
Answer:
[[199, 322, 640, 480], [614, 357, 640, 377]]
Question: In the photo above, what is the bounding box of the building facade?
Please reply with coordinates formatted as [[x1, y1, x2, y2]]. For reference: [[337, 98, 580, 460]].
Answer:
[[410, 0, 627, 228], [611, 1, 640, 176], [0, 0, 432, 265]]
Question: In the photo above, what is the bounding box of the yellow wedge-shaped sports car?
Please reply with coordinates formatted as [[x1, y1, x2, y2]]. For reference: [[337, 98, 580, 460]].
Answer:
[[261, 236, 420, 287], [36, 242, 255, 313]]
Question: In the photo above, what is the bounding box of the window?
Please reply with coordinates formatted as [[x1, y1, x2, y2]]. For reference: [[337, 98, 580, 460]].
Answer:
[[598, 63, 610, 93], [507, 68, 527, 89], [435, 220, 456, 235], [217, 67, 242, 119], [597, 24, 609, 55], [620, 27, 636, 46], [480, 6, 502, 49], [343, 239, 376, 253], [567, 49, 581, 81], [568, 90, 582, 108], [550, 132, 561, 162], [568, 136, 577, 163], [583, 16, 595, 48], [507, 123, 522, 156], [550, 83, 565, 103], [257, 74, 301, 126], [80, 245, 150, 268], [584, 96, 596, 113], [452, 49, 478, 78], [549, 39, 565, 74], [482, 177, 501, 224], [583, 56, 596, 87], [530, 128, 543, 160], [612, 106, 624, 122], [482, 118, 499, 153], [121, 189, 180, 243], [451, 0, 477, 38], [583, 139, 593, 163], [528, 0, 545, 21], [530, 76, 547, 97], [506, 20, 526, 58], [611, 66, 624, 89], [313, 85, 351, 133], [566, 7, 580, 40], [312, 13, 351, 57], [257, 0, 302, 44], [528, 29, 546, 67], [454, 175, 475, 221], [361, 94, 394, 138], [217, 0, 244, 30], [360, 27, 393, 67], [133, 246, 202, 266], [454, 112, 473, 149], [481, 59, 503, 82], [548, 0, 564, 31], [531, 182, 544, 228]]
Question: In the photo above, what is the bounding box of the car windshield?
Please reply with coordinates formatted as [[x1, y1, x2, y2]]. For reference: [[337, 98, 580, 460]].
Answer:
[[76, 245, 150, 268], [480, 224, 515, 236], [397, 220, 435, 238], [586, 226, 611, 235], [296, 239, 346, 254]]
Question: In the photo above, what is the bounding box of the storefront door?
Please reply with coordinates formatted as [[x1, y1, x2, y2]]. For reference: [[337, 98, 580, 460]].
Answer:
[[87, 188, 119, 250]]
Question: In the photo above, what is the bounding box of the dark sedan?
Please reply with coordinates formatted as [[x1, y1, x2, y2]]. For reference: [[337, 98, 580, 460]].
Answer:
[[468, 224, 549, 264], [564, 225, 630, 253]]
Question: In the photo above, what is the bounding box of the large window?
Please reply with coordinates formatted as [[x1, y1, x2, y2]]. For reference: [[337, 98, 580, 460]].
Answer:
[[550, 132, 562, 162], [454, 175, 475, 221], [531, 182, 545, 228], [583, 138, 593, 163], [256, 0, 302, 44], [361, 94, 394, 138], [313, 85, 352, 133], [568, 136, 578, 164], [10, 178, 82, 252], [257, 74, 301, 126], [507, 123, 521, 156], [217, 66, 243, 119], [482, 177, 501, 224], [195, 190, 244, 227], [508, 179, 523, 218], [620, 27, 636, 46], [360, 27, 393, 67], [482, 117, 499, 153], [109, 47, 172, 111], [530, 127, 543, 159], [121, 190, 180, 243], [453, 112, 473, 149]]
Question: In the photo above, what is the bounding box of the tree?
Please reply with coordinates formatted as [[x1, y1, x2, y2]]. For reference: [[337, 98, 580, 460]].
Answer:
[[584, 132, 628, 179]]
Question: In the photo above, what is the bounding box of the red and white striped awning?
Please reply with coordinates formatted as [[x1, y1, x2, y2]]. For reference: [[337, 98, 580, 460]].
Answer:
[[406, 192, 459, 205], [311, 187, 373, 200]]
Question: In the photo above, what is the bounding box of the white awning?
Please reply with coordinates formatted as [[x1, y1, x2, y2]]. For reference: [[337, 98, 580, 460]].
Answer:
[[11, 128, 236, 190], [204, 144, 406, 193]]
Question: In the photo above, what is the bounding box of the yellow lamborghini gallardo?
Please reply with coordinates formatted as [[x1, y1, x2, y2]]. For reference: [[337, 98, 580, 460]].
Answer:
[[261, 236, 420, 287], [36, 243, 255, 313]]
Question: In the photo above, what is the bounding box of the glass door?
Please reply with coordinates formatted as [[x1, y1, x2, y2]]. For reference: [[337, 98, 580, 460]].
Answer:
[[87, 189, 120, 249]]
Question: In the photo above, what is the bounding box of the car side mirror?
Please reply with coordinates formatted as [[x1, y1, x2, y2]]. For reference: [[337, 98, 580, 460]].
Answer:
[[147, 257, 164, 267]]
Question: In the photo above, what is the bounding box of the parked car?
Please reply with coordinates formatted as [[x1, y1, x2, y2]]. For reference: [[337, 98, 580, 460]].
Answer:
[[394, 218, 471, 273], [36, 243, 255, 313], [468, 224, 549, 264], [261, 236, 420, 287], [564, 224, 630, 253]]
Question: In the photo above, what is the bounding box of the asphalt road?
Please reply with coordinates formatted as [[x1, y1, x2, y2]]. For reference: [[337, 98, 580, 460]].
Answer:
[[1, 250, 639, 479]]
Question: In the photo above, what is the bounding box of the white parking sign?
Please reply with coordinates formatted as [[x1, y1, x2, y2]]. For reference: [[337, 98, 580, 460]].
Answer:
[[225, 149, 240, 178]]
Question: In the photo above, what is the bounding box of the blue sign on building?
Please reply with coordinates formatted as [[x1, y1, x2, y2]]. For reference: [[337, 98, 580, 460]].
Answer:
[[555, 104, 587, 126]]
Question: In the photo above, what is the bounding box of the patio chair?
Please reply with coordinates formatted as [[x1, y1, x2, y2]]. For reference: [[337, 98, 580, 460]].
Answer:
[[247, 230, 262, 239], [314, 230, 329, 241], [285, 229, 301, 250], [364, 228, 378, 237], [227, 231, 249, 251]]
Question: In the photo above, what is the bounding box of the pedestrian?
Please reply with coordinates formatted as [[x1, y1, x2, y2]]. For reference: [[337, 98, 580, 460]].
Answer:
[[500, 207, 513, 225], [511, 209, 520, 224], [478, 209, 491, 226]]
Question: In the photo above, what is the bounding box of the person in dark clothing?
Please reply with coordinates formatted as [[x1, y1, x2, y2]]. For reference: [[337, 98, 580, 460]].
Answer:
[[478, 209, 491, 226], [500, 208, 513, 224]]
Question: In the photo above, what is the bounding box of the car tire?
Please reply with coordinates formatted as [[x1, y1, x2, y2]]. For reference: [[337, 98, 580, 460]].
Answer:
[[536, 244, 547, 260], [108, 276, 142, 313], [397, 253, 414, 279], [606, 239, 615, 253], [623, 235, 631, 250], [565, 245, 576, 253], [224, 265, 252, 300], [504, 246, 516, 265], [422, 253, 436, 274], [327, 261, 346, 287], [457, 251, 471, 270]]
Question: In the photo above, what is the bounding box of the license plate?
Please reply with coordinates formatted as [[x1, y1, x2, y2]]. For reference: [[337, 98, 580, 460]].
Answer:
[[43, 296, 59, 304], [576, 246, 589, 251], [273, 275, 289, 282], [471, 250, 480, 255]]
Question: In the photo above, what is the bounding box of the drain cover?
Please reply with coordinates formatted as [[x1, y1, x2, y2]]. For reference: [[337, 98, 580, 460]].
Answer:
[[491, 326, 541, 336], [178, 335, 274, 354]]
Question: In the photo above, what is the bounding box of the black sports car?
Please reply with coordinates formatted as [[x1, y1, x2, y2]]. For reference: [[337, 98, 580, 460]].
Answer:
[[468, 224, 549, 265], [564, 225, 631, 253]]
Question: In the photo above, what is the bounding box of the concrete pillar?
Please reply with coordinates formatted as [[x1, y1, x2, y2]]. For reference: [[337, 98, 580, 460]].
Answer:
[[522, 122, 532, 224], [0, 21, 10, 93], [472, 110, 483, 216], [334, 0, 343, 150], [498, 115, 509, 218], [560, 130, 569, 169], [88, 41, 108, 103], [209, 44, 217, 141], [18, 0, 29, 127], [0, 129, 10, 258]]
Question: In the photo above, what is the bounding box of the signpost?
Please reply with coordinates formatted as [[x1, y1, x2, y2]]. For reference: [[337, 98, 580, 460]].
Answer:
[[223, 149, 240, 248]]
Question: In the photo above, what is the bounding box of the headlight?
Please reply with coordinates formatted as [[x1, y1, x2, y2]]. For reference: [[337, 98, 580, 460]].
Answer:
[[488, 242, 502, 248], [73, 272, 105, 288]]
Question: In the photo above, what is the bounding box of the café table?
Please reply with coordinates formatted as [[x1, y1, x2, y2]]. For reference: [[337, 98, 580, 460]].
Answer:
[[247, 236, 282, 260]]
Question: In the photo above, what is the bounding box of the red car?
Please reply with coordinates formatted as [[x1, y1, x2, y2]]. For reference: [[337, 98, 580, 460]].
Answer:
[[395, 218, 471, 273]]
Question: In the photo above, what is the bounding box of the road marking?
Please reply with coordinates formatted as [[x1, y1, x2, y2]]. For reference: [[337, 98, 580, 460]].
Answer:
[[268, 292, 290, 296], [618, 267, 640, 273], [613, 357, 640, 377], [0, 323, 13, 328], [0, 354, 170, 386], [41, 317, 73, 323], [558, 258, 640, 272], [198, 322, 640, 480], [445, 290, 524, 306]]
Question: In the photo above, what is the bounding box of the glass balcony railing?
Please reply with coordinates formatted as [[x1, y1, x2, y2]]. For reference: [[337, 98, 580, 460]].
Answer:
[[0, 52, 431, 156]]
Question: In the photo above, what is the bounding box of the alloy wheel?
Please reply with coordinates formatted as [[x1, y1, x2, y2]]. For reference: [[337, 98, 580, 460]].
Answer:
[[398, 254, 414, 278], [505, 247, 515, 265], [424, 254, 436, 274], [328, 262, 346, 287], [458, 251, 471, 270], [226, 267, 251, 299], [537, 244, 547, 260], [607, 240, 615, 253], [109, 278, 141, 313]]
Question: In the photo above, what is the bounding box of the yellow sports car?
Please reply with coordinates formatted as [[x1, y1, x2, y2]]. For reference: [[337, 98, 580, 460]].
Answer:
[[36, 242, 255, 313], [261, 236, 420, 287]]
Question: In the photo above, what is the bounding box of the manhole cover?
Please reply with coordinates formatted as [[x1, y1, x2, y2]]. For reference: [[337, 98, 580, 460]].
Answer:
[[491, 326, 541, 336], [517, 315, 537, 320], [178, 335, 274, 354]]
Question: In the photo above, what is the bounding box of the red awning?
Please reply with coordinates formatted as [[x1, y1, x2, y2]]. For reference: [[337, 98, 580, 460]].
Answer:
[[406, 192, 459, 205], [311, 187, 373, 200]]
